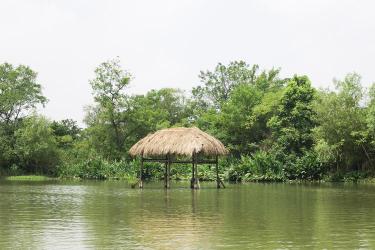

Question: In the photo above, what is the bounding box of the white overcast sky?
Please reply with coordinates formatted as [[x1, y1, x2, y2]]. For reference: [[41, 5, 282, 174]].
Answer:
[[1, 0, 374, 125]]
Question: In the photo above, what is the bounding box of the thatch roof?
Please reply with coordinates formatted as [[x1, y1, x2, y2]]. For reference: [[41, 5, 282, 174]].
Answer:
[[129, 127, 228, 157]]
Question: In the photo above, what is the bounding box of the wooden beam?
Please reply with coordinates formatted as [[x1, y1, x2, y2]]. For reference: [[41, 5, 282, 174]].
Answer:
[[142, 158, 217, 164], [175, 160, 218, 164], [142, 158, 168, 162]]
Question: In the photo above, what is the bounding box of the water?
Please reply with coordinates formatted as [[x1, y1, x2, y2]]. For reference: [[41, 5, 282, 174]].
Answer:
[[0, 180, 375, 249]]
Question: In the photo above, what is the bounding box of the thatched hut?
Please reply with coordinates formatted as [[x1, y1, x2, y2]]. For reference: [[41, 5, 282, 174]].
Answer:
[[129, 127, 228, 189]]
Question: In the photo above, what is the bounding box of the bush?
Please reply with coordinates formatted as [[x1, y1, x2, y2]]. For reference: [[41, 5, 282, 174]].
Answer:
[[196, 164, 216, 181], [225, 151, 284, 182], [245, 151, 284, 181], [283, 151, 326, 180], [325, 171, 369, 182], [58, 157, 138, 180], [224, 158, 243, 182]]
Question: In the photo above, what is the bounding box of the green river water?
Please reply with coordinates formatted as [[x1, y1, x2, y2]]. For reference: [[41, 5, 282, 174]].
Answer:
[[0, 180, 375, 249]]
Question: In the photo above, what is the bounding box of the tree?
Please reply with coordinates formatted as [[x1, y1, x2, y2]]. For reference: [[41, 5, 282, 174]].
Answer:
[[14, 115, 59, 174], [367, 83, 375, 139], [0, 63, 47, 169], [216, 84, 262, 155], [85, 58, 192, 160], [0, 63, 47, 125], [86, 58, 132, 159], [192, 61, 283, 111], [363, 83, 375, 170], [144, 88, 190, 126], [116, 88, 191, 152], [192, 61, 285, 157], [51, 119, 81, 149], [269, 75, 317, 157], [314, 73, 369, 171]]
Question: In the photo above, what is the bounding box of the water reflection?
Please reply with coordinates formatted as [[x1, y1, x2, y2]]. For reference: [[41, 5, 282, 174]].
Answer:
[[0, 181, 375, 249], [0, 181, 89, 248]]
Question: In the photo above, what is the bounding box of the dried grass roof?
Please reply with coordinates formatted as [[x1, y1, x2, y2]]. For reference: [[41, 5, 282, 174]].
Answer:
[[129, 127, 228, 157]]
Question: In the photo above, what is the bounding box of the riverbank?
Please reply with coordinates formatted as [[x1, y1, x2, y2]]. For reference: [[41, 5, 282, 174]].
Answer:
[[3, 175, 56, 181], [2, 173, 375, 184]]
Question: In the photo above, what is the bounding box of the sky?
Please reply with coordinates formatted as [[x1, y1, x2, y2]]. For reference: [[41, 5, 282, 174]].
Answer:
[[1, 0, 375, 125]]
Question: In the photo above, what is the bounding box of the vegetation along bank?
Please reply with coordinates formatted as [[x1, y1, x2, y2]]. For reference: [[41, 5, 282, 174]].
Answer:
[[1, 59, 375, 183]]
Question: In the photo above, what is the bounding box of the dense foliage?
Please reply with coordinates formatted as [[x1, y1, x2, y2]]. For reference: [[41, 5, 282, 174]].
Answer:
[[1, 60, 375, 182]]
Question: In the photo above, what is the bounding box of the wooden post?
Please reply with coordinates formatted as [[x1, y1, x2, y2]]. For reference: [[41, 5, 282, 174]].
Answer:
[[139, 157, 144, 188], [215, 155, 220, 189], [164, 158, 168, 188], [193, 153, 200, 189], [194, 163, 200, 189], [166, 155, 171, 189], [190, 158, 195, 189], [220, 179, 226, 188]]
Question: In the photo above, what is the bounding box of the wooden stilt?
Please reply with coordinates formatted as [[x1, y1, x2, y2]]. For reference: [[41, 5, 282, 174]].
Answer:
[[193, 153, 200, 189], [215, 155, 220, 189], [139, 157, 144, 188], [194, 163, 200, 189], [164, 160, 168, 188], [220, 179, 226, 188], [167, 160, 171, 189], [134, 153, 227, 189], [191, 160, 195, 189]]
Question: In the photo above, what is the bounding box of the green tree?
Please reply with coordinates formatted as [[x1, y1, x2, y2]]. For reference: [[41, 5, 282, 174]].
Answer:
[[216, 84, 262, 155], [117, 88, 192, 151], [14, 115, 59, 174], [86, 58, 132, 159], [51, 119, 81, 149], [0, 63, 47, 169], [144, 88, 190, 126], [85, 59, 192, 160], [269, 75, 317, 156], [51, 119, 80, 138], [363, 83, 375, 171], [314, 73, 368, 171], [366, 83, 375, 146], [0, 63, 47, 125], [192, 61, 283, 111], [192, 61, 285, 156]]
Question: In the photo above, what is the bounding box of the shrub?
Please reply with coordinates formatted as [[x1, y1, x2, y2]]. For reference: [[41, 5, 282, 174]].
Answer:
[[225, 151, 284, 182], [224, 158, 243, 182], [245, 151, 284, 181], [325, 171, 368, 182], [283, 151, 327, 180], [58, 157, 138, 180]]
